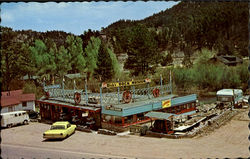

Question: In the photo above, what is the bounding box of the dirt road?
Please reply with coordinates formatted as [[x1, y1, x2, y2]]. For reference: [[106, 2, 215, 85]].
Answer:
[[1, 109, 249, 159]]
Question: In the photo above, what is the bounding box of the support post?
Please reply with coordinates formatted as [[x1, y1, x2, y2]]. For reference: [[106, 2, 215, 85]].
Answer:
[[165, 120, 168, 133], [160, 74, 163, 95], [50, 104, 53, 121], [133, 114, 137, 123], [43, 77, 46, 91], [100, 85, 102, 107], [117, 79, 120, 104], [147, 82, 150, 99], [62, 77, 65, 101], [85, 78, 88, 105], [132, 86, 135, 102], [170, 70, 172, 95], [232, 89, 235, 110], [74, 80, 76, 92], [160, 74, 163, 88], [122, 117, 125, 126]]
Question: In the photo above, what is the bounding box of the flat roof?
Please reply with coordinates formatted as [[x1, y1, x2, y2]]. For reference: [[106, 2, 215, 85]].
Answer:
[[145, 111, 176, 121], [216, 89, 242, 96], [37, 98, 100, 111], [113, 94, 176, 109], [173, 117, 206, 131]]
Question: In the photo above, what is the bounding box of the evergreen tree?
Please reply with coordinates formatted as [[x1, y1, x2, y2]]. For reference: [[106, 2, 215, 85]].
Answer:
[[1, 27, 25, 90], [95, 42, 120, 81], [29, 39, 56, 80], [85, 36, 101, 78], [56, 45, 72, 78], [66, 35, 86, 74], [124, 24, 158, 75]]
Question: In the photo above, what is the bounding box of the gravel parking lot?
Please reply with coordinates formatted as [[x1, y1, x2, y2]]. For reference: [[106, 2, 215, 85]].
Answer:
[[1, 109, 249, 159]]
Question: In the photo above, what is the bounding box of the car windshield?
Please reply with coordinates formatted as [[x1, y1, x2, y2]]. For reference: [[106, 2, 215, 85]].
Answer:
[[50, 125, 66, 130]]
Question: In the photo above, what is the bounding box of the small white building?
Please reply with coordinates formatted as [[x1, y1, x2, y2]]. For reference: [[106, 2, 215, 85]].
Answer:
[[1, 90, 36, 113]]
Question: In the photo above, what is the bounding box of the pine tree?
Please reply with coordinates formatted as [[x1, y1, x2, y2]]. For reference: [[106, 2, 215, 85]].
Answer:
[[85, 36, 101, 78], [66, 35, 86, 74]]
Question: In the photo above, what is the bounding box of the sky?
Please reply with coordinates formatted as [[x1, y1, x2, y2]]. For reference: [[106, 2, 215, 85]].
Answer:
[[1, 1, 179, 35]]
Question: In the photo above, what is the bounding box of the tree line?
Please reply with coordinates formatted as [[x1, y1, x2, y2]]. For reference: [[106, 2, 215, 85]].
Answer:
[[1, 1, 248, 92], [1, 27, 120, 91], [104, 1, 248, 73]]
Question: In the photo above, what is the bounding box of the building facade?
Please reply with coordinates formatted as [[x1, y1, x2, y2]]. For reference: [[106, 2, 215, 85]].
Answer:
[[1, 90, 35, 113]]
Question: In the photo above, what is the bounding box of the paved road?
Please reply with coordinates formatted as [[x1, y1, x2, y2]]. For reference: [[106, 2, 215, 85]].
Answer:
[[1, 144, 132, 159], [1, 109, 249, 159]]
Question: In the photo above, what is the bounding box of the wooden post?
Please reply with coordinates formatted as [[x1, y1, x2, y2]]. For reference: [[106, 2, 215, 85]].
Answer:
[[117, 79, 120, 104], [165, 120, 168, 133], [39, 103, 42, 118], [50, 104, 53, 121], [122, 117, 125, 126], [111, 116, 115, 124], [41, 103, 44, 119], [133, 114, 137, 123]]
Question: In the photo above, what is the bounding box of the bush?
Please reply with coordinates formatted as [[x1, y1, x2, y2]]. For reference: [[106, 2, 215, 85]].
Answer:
[[23, 81, 44, 99], [173, 59, 244, 92]]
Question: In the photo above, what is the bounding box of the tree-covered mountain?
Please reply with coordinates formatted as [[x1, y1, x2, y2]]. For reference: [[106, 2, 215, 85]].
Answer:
[[0, 27, 119, 91], [1, 1, 248, 91], [103, 1, 248, 72]]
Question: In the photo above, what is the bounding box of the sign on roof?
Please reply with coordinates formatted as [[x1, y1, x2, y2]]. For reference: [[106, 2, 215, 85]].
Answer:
[[162, 99, 171, 108], [102, 79, 151, 88], [44, 84, 61, 89]]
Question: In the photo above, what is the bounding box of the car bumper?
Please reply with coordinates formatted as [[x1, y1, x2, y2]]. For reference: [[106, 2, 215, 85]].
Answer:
[[43, 135, 66, 139]]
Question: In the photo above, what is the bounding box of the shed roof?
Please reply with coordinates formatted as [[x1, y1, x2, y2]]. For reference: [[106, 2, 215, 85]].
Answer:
[[1, 90, 35, 107], [216, 89, 242, 96], [145, 111, 175, 121], [114, 95, 175, 109], [20, 94, 36, 101], [37, 98, 101, 111], [1, 96, 20, 107], [1, 90, 23, 97]]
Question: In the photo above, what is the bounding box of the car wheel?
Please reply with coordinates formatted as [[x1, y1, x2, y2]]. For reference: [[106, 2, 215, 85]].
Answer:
[[7, 124, 12, 128], [23, 120, 28, 125]]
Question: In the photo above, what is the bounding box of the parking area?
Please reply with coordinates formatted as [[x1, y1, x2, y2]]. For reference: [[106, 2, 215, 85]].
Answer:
[[1, 109, 249, 159]]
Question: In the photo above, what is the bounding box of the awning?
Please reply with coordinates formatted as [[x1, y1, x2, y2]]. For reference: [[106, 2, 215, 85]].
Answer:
[[145, 111, 175, 121]]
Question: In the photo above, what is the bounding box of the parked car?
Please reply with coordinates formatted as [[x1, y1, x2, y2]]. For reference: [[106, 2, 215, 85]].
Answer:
[[43, 121, 76, 139], [1, 111, 30, 128], [25, 109, 39, 119]]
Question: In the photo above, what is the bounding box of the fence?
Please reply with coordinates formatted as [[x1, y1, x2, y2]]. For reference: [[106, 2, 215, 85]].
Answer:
[[43, 76, 172, 106]]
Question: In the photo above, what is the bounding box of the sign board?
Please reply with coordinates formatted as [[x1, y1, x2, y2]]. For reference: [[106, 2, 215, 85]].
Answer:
[[44, 84, 61, 89], [102, 79, 151, 88], [162, 99, 171, 108]]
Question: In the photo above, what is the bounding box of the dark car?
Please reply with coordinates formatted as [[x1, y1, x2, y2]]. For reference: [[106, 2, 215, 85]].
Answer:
[[25, 109, 39, 119]]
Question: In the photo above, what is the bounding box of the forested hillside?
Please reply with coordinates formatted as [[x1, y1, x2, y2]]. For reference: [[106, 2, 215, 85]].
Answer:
[[1, 1, 248, 93], [104, 1, 248, 73], [1, 27, 119, 91]]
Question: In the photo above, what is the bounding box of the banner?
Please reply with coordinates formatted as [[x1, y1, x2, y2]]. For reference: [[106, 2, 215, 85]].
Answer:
[[102, 79, 151, 88], [162, 99, 171, 108]]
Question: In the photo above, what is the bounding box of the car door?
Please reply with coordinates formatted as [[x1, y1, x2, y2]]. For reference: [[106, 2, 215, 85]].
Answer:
[[66, 123, 72, 135]]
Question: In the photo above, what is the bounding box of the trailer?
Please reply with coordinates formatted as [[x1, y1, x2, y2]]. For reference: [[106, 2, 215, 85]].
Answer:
[[216, 89, 243, 108]]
